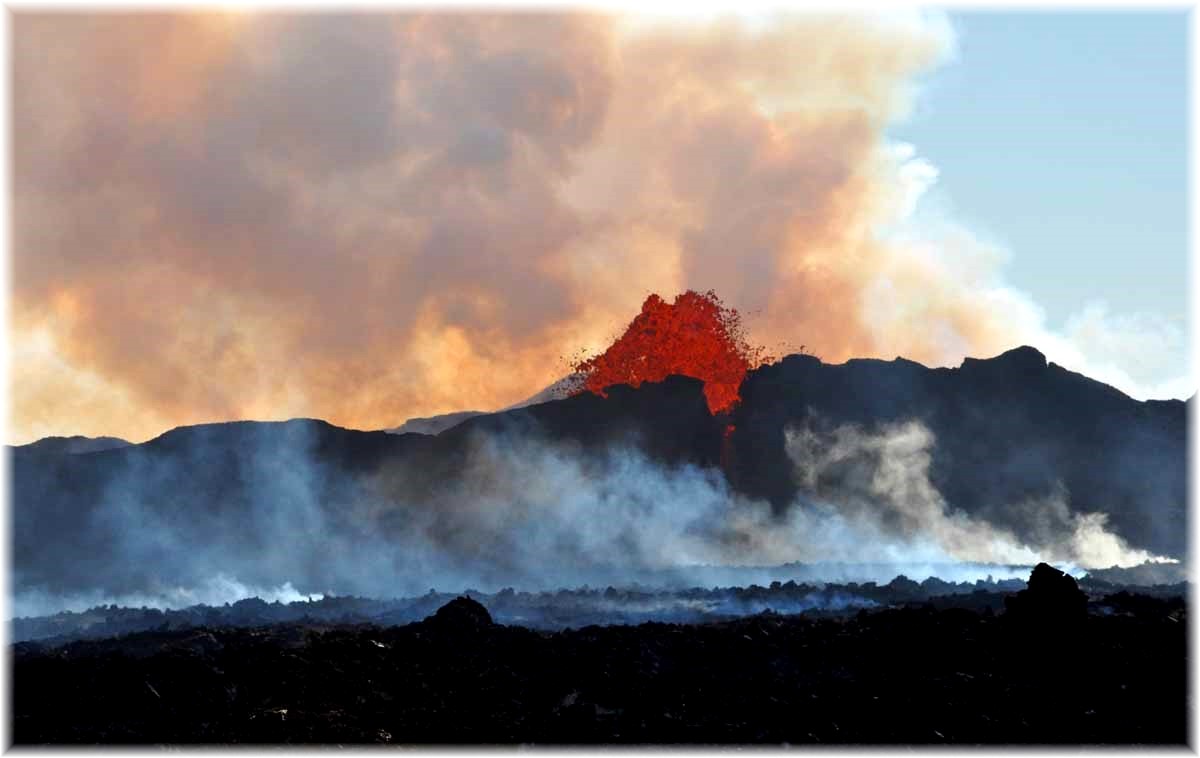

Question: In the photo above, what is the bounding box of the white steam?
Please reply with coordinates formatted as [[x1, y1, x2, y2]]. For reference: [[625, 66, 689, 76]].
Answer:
[[12, 574, 322, 619], [16, 416, 1171, 619], [783, 419, 1173, 569]]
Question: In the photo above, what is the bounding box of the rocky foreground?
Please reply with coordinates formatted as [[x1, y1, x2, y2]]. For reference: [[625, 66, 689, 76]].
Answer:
[[11, 565, 1188, 745]]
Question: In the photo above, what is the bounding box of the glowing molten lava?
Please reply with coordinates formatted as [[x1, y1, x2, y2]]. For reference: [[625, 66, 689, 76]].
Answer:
[[572, 290, 771, 415]]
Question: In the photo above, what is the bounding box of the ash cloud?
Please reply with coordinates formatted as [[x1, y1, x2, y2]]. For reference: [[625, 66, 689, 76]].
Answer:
[[12, 11, 1187, 445]]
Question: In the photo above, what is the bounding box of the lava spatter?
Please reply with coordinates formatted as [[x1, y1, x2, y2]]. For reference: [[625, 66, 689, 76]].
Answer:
[[572, 290, 771, 415]]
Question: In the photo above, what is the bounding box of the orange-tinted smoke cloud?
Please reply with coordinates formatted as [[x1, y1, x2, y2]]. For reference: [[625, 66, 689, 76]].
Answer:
[[12, 11, 1070, 444]]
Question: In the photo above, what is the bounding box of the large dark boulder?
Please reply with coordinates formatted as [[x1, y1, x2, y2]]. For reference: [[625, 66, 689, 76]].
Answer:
[[884, 575, 921, 600], [423, 596, 494, 632], [1004, 563, 1088, 625]]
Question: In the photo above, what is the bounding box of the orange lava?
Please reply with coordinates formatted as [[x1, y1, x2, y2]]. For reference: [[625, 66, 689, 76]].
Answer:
[[572, 290, 771, 415]]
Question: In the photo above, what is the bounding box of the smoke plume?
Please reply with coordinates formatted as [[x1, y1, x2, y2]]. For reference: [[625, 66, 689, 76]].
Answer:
[[781, 419, 1170, 569], [11, 11, 1188, 444], [14, 412, 1165, 616]]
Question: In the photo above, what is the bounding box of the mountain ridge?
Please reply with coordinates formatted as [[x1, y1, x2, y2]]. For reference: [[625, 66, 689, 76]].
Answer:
[[21, 346, 1180, 451]]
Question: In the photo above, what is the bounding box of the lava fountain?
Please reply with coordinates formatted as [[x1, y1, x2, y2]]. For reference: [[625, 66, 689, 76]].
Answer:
[[572, 290, 772, 416]]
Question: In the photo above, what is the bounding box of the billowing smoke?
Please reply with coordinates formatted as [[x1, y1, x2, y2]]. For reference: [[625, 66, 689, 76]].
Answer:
[[781, 419, 1172, 569], [11, 11, 1189, 446], [13, 413, 1164, 616]]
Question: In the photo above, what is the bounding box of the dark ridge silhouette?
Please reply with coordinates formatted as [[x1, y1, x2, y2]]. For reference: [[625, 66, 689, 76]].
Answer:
[[10, 346, 1188, 601], [386, 411, 486, 436], [11, 435, 131, 455]]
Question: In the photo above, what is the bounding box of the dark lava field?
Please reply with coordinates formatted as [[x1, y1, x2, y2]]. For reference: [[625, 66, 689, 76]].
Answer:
[[10, 564, 1188, 746]]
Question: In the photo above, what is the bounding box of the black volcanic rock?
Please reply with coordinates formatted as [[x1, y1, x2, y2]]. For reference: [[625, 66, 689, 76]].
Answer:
[[1004, 563, 1087, 625], [11, 596, 1188, 745], [884, 575, 921, 600], [424, 596, 494, 631]]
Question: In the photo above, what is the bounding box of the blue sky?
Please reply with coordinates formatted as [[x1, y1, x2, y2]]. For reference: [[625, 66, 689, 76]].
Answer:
[[892, 9, 1189, 333]]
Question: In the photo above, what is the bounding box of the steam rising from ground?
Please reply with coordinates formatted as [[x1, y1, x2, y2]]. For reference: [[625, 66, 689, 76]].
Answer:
[[11, 11, 1190, 445], [12, 576, 321, 619], [386, 420, 1174, 585], [14, 418, 1167, 615], [781, 420, 1169, 570]]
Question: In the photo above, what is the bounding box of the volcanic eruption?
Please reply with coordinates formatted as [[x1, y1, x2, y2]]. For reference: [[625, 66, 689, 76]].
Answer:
[[571, 290, 772, 415]]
